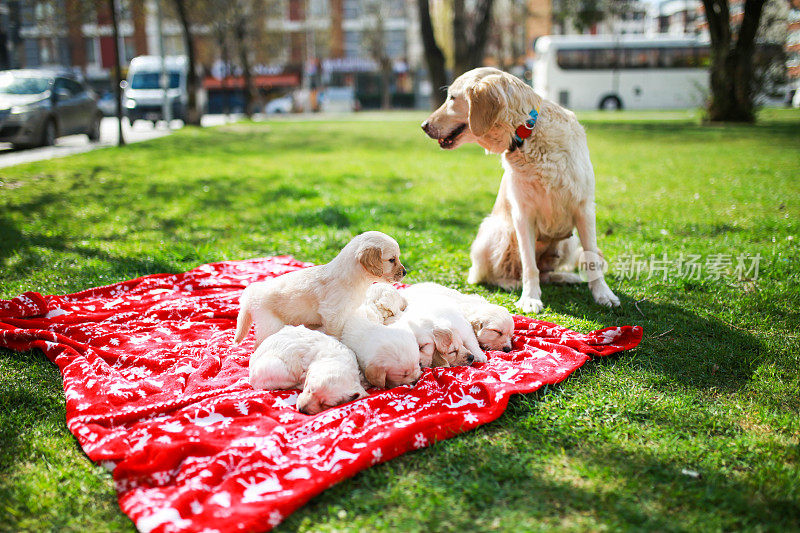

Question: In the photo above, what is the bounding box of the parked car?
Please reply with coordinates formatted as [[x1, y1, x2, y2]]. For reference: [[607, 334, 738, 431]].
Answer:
[[97, 91, 118, 117], [264, 95, 293, 114], [124, 55, 188, 123], [319, 86, 357, 113], [0, 69, 102, 148]]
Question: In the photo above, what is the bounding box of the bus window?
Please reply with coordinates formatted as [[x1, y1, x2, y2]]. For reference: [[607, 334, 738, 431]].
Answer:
[[621, 48, 658, 69], [593, 48, 617, 69], [557, 48, 617, 70]]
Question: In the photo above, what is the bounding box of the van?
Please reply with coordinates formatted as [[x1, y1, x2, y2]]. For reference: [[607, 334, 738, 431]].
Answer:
[[124, 55, 188, 123]]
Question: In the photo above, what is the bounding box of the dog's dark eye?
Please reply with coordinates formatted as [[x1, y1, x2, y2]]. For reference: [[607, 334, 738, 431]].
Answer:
[[389, 258, 396, 264], [448, 94, 455, 101]]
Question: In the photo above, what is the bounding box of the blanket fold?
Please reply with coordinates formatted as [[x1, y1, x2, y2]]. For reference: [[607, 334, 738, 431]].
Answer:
[[0, 257, 642, 533]]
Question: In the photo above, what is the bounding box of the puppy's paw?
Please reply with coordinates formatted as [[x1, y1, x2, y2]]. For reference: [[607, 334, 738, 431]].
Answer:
[[466, 267, 481, 285], [593, 286, 621, 307], [515, 296, 544, 313], [472, 351, 487, 364]]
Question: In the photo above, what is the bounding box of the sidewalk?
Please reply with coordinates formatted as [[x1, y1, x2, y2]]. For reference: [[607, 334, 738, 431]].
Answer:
[[0, 114, 234, 169]]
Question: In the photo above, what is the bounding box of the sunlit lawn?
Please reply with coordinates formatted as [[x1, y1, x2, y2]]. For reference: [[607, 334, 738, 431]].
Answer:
[[1, 108, 798, 531]]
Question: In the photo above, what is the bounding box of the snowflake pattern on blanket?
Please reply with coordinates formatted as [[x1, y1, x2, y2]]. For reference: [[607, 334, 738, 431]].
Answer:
[[0, 257, 642, 533]]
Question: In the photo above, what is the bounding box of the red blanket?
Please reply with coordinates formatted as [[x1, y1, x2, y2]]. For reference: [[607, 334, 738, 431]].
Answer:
[[0, 257, 642, 533]]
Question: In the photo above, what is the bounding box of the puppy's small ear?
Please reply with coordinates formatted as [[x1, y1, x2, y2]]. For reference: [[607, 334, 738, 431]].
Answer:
[[432, 327, 454, 354], [358, 246, 384, 277], [466, 75, 506, 137], [470, 318, 485, 335], [432, 352, 450, 368], [365, 363, 387, 388]]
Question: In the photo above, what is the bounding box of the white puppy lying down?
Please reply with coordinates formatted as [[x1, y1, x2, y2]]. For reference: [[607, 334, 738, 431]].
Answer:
[[249, 325, 368, 415], [402, 282, 515, 353], [234, 231, 406, 349], [387, 294, 485, 367], [340, 309, 421, 389]]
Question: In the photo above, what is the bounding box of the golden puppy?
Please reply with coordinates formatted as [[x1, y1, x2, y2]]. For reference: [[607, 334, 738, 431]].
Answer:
[[341, 310, 422, 389], [249, 325, 367, 415], [421, 67, 619, 313], [402, 282, 514, 353], [234, 231, 406, 348], [389, 296, 481, 367], [362, 282, 407, 325]]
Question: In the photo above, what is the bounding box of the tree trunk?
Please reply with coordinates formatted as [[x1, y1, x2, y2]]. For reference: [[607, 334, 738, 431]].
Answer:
[[234, 15, 255, 118], [380, 58, 392, 110], [416, 0, 447, 108], [453, 0, 495, 76], [109, 0, 125, 146], [214, 25, 231, 117], [173, 0, 202, 125], [702, 0, 766, 122]]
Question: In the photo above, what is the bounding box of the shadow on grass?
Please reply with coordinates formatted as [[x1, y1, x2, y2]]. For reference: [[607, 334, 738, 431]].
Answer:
[[542, 284, 764, 393], [277, 387, 798, 532]]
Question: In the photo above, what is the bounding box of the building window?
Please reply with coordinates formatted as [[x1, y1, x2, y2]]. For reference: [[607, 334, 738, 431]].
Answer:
[[309, 0, 328, 17], [85, 37, 97, 65], [344, 30, 361, 58], [343, 0, 361, 19], [385, 29, 406, 59], [123, 36, 136, 62]]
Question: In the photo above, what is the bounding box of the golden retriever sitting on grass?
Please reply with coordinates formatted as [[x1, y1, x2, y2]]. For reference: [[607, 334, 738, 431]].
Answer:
[[422, 67, 620, 313]]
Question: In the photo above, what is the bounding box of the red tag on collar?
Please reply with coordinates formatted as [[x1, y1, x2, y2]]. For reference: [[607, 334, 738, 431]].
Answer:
[[515, 123, 534, 140]]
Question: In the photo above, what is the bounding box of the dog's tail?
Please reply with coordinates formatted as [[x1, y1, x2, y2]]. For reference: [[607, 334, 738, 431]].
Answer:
[[233, 288, 253, 344]]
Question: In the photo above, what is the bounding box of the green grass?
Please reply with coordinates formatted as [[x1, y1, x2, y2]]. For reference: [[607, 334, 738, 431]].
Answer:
[[1, 108, 799, 532]]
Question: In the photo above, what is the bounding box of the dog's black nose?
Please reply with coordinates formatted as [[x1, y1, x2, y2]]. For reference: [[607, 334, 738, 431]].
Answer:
[[402, 268, 407, 277], [466, 353, 475, 365], [503, 346, 512, 352], [297, 405, 309, 415], [421, 120, 429, 132]]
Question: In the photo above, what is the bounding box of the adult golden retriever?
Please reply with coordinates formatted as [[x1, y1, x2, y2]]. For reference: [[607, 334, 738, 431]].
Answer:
[[422, 67, 620, 313]]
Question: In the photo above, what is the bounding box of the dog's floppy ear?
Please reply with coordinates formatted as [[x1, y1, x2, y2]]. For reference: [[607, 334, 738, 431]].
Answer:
[[431, 352, 450, 368], [466, 75, 506, 137], [358, 245, 384, 277], [364, 363, 387, 388], [432, 327, 454, 354]]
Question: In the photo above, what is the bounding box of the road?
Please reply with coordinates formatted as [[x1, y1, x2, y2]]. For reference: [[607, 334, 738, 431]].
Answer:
[[0, 115, 233, 169]]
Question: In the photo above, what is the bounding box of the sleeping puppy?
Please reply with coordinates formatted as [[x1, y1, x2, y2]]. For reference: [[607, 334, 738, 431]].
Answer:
[[389, 297, 483, 367], [234, 231, 406, 348], [248, 325, 368, 415], [363, 282, 407, 325], [340, 310, 422, 389], [421, 67, 620, 313], [402, 282, 515, 352]]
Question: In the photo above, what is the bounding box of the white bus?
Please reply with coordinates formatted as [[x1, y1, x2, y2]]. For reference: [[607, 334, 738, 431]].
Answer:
[[533, 35, 710, 110]]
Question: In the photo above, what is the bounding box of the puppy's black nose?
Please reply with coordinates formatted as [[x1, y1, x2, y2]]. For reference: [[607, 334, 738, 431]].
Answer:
[[297, 405, 309, 415], [421, 120, 429, 133], [402, 268, 407, 277], [466, 353, 475, 365], [503, 346, 512, 352]]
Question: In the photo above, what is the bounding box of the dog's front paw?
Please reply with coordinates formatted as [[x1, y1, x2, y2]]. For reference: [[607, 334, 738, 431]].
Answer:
[[467, 267, 481, 285], [592, 285, 621, 307], [515, 296, 544, 313]]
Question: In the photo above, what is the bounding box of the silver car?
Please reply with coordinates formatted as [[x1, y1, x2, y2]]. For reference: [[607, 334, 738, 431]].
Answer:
[[0, 69, 102, 148]]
